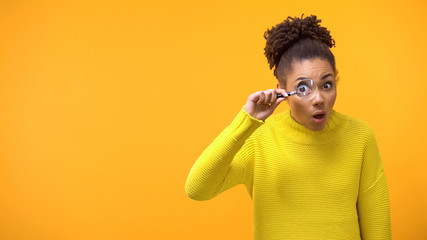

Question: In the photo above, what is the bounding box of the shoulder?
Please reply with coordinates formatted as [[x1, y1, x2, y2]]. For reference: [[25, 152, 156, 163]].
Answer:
[[261, 110, 289, 131], [337, 111, 377, 142], [247, 110, 287, 138], [347, 114, 374, 134], [266, 110, 288, 125]]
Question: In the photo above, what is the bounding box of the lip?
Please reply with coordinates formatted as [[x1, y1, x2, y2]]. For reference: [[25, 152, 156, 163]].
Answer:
[[312, 110, 326, 123]]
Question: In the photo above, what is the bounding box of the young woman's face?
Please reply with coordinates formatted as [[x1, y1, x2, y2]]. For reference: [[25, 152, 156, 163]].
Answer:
[[279, 58, 337, 131]]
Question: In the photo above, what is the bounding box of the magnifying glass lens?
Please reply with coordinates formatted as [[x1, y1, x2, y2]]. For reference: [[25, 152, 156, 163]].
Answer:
[[297, 85, 310, 94], [296, 79, 317, 100]]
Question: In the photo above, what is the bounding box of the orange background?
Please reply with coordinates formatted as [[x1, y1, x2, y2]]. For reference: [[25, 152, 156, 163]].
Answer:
[[1, 0, 426, 239]]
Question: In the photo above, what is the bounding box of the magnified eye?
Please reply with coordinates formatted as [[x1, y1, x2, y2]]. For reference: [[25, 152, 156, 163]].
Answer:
[[297, 84, 310, 93], [294, 79, 317, 100]]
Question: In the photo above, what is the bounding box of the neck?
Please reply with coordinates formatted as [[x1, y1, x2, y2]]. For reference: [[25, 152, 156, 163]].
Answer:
[[272, 109, 349, 145]]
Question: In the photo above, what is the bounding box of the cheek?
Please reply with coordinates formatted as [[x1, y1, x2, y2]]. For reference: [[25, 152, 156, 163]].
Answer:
[[288, 98, 310, 117], [327, 90, 337, 107]]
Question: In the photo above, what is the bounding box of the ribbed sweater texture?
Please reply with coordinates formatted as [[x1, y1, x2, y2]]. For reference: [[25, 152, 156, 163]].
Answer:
[[185, 107, 391, 239]]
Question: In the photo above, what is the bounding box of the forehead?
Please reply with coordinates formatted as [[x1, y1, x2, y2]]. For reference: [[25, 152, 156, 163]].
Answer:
[[287, 58, 334, 81]]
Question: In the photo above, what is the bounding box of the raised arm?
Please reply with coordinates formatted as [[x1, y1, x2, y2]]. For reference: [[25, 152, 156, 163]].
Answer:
[[185, 89, 287, 201]]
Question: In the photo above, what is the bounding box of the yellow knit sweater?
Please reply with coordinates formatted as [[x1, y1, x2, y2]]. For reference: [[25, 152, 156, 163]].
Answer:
[[185, 107, 391, 239]]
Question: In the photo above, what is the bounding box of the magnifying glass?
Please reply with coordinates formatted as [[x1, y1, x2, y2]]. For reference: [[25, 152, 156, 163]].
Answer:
[[277, 79, 318, 101]]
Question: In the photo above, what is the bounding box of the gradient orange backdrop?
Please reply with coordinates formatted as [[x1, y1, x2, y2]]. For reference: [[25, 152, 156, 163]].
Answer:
[[1, 0, 426, 239]]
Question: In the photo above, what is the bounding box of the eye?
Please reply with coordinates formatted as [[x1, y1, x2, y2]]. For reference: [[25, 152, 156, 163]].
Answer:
[[297, 84, 310, 93], [323, 82, 333, 90]]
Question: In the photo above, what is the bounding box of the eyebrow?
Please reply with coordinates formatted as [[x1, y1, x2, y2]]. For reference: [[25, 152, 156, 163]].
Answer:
[[321, 73, 334, 80], [296, 73, 334, 81]]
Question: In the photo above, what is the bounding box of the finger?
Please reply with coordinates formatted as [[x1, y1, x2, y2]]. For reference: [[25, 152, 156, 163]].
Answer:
[[271, 94, 286, 109], [249, 91, 261, 103], [263, 90, 272, 104], [269, 89, 277, 104], [257, 91, 265, 104], [276, 88, 288, 99], [267, 89, 277, 104]]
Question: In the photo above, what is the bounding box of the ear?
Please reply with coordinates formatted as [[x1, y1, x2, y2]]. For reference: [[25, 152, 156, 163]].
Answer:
[[277, 82, 283, 89]]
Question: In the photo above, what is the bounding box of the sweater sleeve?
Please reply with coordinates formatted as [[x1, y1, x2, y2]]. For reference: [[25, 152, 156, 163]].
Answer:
[[357, 129, 392, 239], [185, 107, 264, 201]]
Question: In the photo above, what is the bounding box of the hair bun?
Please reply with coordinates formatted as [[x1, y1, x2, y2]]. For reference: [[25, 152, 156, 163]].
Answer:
[[264, 14, 335, 71]]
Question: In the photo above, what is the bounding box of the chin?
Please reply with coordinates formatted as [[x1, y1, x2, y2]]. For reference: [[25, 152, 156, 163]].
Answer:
[[306, 118, 328, 131]]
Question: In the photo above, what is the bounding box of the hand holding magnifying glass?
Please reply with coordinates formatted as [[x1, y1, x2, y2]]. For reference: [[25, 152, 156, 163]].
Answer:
[[277, 79, 318, 101]]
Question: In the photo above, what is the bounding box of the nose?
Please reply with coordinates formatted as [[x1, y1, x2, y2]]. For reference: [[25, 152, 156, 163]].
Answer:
[[312, 90, 325, 106]]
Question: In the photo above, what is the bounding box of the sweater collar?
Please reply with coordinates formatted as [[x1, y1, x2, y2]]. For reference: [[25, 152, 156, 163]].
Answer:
[[270, 109, 349, 145]]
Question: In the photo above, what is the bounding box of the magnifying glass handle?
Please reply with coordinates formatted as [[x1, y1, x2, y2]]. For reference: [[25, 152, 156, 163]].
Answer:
[[277, 91, 296, 98]]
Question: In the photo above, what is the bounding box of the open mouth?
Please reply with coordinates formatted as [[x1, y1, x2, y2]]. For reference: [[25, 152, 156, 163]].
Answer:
[[312, 112, 326, 123], [313, 113, 325, 119]]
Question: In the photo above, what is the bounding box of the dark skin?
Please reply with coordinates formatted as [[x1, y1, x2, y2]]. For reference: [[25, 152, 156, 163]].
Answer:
[[245, 58, 336, 131]]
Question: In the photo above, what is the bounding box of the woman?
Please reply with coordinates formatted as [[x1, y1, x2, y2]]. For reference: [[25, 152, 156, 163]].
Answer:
[[185, 15, 391, 239]]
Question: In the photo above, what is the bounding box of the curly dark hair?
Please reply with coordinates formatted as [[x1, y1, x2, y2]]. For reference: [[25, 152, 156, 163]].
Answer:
[[264, 15, 336, 86]]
